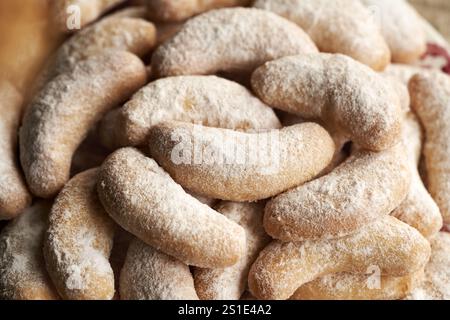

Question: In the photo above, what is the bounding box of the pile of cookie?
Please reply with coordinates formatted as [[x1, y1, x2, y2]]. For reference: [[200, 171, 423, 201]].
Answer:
[[0, 0, 449, 300]]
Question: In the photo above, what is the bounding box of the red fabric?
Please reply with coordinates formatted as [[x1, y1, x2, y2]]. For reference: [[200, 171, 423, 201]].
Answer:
[[423, 43, 450, 74]]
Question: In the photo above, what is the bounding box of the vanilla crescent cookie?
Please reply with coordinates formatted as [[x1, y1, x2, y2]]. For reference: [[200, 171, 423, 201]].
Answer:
[[409, 71, 450, 227], [146, 0, 252, 22], [252, 53, 403, 151], [382, 64, 424, 85], [34, 15, 155, 96], [276, 111, 351, 177], [0, 202, 59, 300], [360, 0, 426, 63], [248, 216, 431, 300], [0, 81, 32, 220], [148, 121, 335, 202], [254, 0, 390, 71], [264, 143, 411, 241], [44, 168, 116, 300], [392, 113, 443, 238], [291, 271, 423, 300], [152, 8, 318, 77], [384, 76, 411, 113], [406, 232, 450, 300], [20, 51, 146, 198], [194, 202, 270, 300], [97, 147, 246, 268], [99, 75, 281, 149], [120, 238, 199, 300]]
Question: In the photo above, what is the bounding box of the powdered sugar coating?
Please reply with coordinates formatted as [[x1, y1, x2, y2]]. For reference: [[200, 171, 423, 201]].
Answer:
[[392, 113, 443, 238], [384, 75, 410, 113], [152, 8, 318, 77], [276, 111, 351, 177], [148, 121, 335, 201], [20, 51, 146, 198], [120, 238, 198, 300], [44, 168, 115, 300], [146, 0, 252, 21], [0, 202, 58, 300], [99, 75, 281, 149], [406, 232, 450, 300], [360, 0, 426, 63], [35, 15, 155, 94], [97, 148, 246, 268], [254, 0, 390, 71], [291, 271, 423, 300], [194, 202, 270, 300], [265, 143, 411, 241], [252, 53, 403, 151], [382, 63, 423, 85], [248, 216, 431, 300], [0, 81, 31, 220], [409, 71, 450, 225]]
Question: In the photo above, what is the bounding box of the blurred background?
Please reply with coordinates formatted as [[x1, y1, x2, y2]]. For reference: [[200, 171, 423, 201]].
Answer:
[[0, 0, 61, 95], [410, 0, 450, 43], [0, 0, 449, 100], [0, 0, 144, 101]]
